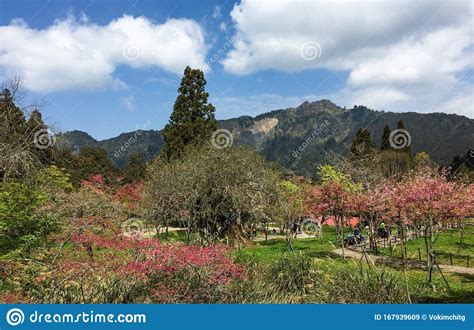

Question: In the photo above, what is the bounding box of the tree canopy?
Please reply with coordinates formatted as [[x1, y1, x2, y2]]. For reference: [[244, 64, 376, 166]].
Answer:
[[161, 66, 218, 160]]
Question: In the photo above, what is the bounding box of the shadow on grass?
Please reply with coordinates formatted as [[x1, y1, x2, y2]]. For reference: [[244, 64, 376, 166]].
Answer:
[[415, 288, 474, 304]]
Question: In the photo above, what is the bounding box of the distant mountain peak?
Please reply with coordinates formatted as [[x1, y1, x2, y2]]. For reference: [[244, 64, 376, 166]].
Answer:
[[297, 99, 338, 109]]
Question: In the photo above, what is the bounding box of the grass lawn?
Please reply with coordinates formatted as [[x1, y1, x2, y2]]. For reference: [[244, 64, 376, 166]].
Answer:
[[150, 223, 473, 303], [239, 225, 474, 303], [379, 224, 474, 267], [239, 225, 344, 263]]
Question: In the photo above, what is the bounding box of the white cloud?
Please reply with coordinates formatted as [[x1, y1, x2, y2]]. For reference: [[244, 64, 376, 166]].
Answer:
[[433, 92, 473, 118], [223, 0, 473, 117], [0, 15, 209, 92]]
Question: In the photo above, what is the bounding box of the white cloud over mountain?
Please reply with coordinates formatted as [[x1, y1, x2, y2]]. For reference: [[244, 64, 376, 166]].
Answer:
[[222, 0, 473, 117], [0, 15, 209, 92]]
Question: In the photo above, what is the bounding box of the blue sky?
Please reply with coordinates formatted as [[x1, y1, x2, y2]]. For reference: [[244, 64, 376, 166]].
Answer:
[[0, 0, 472, 140]]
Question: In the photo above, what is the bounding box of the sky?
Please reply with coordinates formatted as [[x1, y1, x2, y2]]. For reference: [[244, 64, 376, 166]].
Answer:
[[0, 0, 472, 140]]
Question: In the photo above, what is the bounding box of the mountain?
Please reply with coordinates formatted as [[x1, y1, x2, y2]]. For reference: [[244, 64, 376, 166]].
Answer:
[[57, 129, 164, 168], [57, 100, 474, 175]]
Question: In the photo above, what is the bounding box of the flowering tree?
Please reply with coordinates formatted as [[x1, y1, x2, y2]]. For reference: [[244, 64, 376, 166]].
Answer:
[[305, 165, 361, 258], [352, 185, 392, 252], [389, 172, 471, 283], [1, 210, 243, 303], [279, 180, 304, 236]]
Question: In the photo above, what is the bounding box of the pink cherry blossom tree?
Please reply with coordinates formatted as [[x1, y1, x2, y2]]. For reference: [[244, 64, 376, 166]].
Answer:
[[389, 171, 471, 283]]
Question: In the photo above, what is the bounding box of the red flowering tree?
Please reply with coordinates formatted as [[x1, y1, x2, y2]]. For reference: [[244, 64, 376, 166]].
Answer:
[[352, 185, 392, 252], [305, 165, 361, 259], [2, 215, 243, 303]]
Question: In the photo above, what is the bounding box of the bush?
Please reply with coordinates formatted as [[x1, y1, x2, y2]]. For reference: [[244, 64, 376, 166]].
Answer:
[[315, 260, 409, 303], [230, 252, 314, 303], [0, 182, 53, 255], [2, 225, 244, 304]]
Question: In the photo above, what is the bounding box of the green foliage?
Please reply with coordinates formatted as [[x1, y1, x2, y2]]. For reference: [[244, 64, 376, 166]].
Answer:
[[144, 144, 281, 243], [124, 153, 146, 182], [317, 164, 361, 192], [350, 127, 376, 158], [379, 226, 474, 267], [230, 251, 314, 303], [278, 180, 304, 224], [315, 261, 409, 303], [0, 84, 55, 180], [377, 150, 413, 178], [37, 165, 73, 192], [60, 103, 473, 177], [279, 180, 301, 195], [161, 66, 218, 160], [0, 182, 53, 255], [241, 226, 339, 263], [73, 146, 118, 184], [414, 152, 433, 171], [266, 252, 312, 295], [0, 88, 26, 145], [380, 124, 392, 150]]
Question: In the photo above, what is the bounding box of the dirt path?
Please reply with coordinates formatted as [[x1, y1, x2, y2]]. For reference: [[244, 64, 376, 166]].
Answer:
[[331, 248, 474, 276]]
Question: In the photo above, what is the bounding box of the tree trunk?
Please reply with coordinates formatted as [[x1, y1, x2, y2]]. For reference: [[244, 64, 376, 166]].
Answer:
[[400, 224, 412, 303], [458, 219, 464, 254], [427, 219, 435, 283], [226, 219, 251, 246], [422, 226, 431, 282], [340, 215, 345, 260]]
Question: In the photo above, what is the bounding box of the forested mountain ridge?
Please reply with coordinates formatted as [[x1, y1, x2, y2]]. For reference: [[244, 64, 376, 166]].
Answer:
[[57, 100, 474, 175]]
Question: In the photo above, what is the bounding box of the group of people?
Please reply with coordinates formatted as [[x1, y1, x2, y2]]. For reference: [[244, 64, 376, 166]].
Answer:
[[247, 218, 390, 243], [345, 221, 392, 246], [290, 218, 321, 238]]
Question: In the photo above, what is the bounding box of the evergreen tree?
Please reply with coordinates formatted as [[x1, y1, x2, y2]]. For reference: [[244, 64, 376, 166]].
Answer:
[[380, 124, 392, 150], [125, 153, 146, 182], [0, 87, 55, 180], [25, 109, 54, 165], [350, 128, 375, 158], [0, 88, 26, 144], [161, 66, 217, 160], [74, 146, 117, 184]]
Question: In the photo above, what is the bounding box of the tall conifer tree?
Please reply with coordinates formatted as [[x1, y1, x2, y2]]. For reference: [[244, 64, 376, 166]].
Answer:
[[350, 128, 375, 158], [162, 66, 217, 160], [381, 124, 392, 150]]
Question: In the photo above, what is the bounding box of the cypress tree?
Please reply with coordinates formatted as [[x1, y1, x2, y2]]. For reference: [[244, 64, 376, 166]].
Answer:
[[350, 128, 375, 158], [125, 153, 147, 182], [162, 66, 217, 160], [0, 88, 26, 144], [380, 124, 392, 150]]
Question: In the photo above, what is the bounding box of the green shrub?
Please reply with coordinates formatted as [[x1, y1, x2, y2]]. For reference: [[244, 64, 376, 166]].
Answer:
[[315, 260, 409, 303], [0, 182, 54, 255], [230, 251, 314, 303]]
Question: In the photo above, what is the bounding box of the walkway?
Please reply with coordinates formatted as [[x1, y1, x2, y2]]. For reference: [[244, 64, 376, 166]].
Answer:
[[330, 248, 474, 276]]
